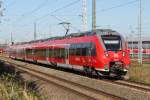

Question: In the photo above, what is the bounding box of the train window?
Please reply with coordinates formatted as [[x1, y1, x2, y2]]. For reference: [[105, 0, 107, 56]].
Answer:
[[26, 49, 32, 55], [60, 48, 65, 59], [81, 48, 87, 56], [50, 48, 66, 59], [53, 48, 57, 58], [69, 48, 76, 56], [53, 48, 60, 58], [69, 42, 96, 56], [76, 44, 82, 56], [90, 48, 96, 56], [34, 49, 46, 58], [91, 43, 96, 56], [49, 49, 53, 58], [69, 44, 76, 56], [76, 48, 81, 56], [83, 43, 96, 56], [102, 35, 122, 51]]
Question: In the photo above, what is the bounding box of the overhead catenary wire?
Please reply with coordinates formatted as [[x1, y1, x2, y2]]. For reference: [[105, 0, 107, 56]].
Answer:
[[34, 0, 80, 22], [4, 0, 143, 42], [97, 0, 138, 13], [59, 0, 140, 17], [21, 0, 49, 17], [18, 0, 80, 27], [15, 0, 50, 23], [51, 15, 80, 32], [18, 0, 138, 26], [18, 0, 139, 33]]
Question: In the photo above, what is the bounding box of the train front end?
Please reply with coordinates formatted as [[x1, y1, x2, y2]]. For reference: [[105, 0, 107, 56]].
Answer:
[[97, 30, 130, 77]]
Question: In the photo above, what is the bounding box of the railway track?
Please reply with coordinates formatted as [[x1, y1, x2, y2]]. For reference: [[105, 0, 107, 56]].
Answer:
[[114, 80, 150, 92], [0, 56, 122, 100], [0, 55, 150, 100]]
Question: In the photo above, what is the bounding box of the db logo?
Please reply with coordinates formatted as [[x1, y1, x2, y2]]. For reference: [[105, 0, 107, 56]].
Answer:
[[75, 57, 80, 61], [114, 54, 118, 58]]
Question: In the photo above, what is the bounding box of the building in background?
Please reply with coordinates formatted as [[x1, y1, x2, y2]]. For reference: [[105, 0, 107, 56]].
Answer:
[[127, 37, 150, 58]]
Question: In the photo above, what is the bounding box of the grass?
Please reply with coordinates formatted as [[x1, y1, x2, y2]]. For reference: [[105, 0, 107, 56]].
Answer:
[[0, 73, 47, 100], [128, 61, 150, 85]]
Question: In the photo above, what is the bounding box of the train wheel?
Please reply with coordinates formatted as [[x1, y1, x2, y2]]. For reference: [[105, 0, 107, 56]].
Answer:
[[33, 60, 37, 64], [95, 71, 103, 79], [83, 66, 88, 77], [83, 67, 95, 78], [51, 62, 57, 68]]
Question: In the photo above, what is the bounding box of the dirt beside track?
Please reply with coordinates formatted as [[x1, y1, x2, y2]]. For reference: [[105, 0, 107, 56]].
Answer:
[[0, 61, 92, 100], [0, 55, 150, 100]]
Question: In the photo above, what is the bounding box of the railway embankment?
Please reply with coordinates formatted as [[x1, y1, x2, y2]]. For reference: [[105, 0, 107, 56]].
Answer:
[[0, 61, 46, 100], [0, 57, 93, 100], [0, 55, 150, 100]]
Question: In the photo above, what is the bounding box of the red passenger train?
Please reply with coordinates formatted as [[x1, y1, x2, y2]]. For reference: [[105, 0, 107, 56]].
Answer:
[[8, 29, 130, 78]]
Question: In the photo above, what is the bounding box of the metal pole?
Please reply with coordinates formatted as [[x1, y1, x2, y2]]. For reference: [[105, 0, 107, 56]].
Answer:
[[0, 1, 3, 22], [82, 0, 88, 31], [138, 0, 142, 64], [11, 32, 13, 44], [34, 22, 37, 40], [92, 0, 96, 30], [131, 35, 134, 58], [130, 26, 134, 58]]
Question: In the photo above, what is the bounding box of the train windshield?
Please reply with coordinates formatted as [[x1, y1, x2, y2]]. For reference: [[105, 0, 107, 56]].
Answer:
[[101, 35, 122, 51]]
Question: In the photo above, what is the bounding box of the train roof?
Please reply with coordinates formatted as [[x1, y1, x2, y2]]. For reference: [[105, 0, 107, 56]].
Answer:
[[13, 29, 119, 45]]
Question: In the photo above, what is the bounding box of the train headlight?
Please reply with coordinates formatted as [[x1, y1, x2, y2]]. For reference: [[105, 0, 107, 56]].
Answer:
[[104, 51, 109, 57], [122, 51, 126, 57]]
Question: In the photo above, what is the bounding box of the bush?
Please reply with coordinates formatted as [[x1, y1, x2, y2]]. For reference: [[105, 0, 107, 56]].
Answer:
[[0, 73, 46, 100]]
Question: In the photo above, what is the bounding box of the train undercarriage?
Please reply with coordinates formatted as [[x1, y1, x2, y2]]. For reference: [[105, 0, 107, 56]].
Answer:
[[83, 62, 128, 79]]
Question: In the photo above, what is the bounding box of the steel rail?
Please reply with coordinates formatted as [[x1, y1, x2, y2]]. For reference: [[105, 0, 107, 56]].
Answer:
[[0, 57, 122, 100]]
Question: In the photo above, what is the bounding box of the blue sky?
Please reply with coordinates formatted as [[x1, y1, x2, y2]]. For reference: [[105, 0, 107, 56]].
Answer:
[[0, 0, 150, 43]]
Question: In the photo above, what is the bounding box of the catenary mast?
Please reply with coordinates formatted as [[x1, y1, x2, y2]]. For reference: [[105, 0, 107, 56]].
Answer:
[[138, 0, 142, 64], [82, 0, 88, 31], [92, 0, 96, 30]]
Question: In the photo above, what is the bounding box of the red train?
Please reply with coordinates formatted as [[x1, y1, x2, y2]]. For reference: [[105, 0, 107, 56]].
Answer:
[[8, 29, 130, 78]]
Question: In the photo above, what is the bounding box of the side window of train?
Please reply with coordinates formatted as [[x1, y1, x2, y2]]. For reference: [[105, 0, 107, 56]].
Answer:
[[60, 48, 65, 59], [91, 43, 96, 56], [69, 44, 76, 56], [57, 49, 61, 58], [49, 48, 53, 58], [81, 43, 87, 56], [26, 49, 32, 55], [52, 48, 66, 59], [81, 47, 87, 56], [76, 44, 82, 56], [69, 43, 96, 56], [53, 48, 59, 58], [86, 42, 96, 56], [35, 49, 46, 57], [41, 49, 46, 57]]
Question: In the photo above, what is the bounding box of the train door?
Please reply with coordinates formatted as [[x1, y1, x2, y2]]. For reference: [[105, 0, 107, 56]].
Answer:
[[46, 47, 49, 62], [65, 46, 69, 64]]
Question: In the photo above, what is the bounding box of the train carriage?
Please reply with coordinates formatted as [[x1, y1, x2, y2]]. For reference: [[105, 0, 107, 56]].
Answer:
[[8, 29, 130, 78]]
